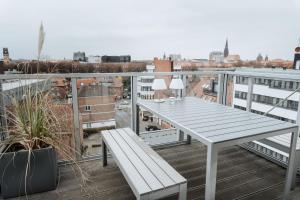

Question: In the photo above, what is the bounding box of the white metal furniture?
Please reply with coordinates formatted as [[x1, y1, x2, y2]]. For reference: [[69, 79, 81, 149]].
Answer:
[[102, 127, 187, 200], [137, 97, 299, 200]]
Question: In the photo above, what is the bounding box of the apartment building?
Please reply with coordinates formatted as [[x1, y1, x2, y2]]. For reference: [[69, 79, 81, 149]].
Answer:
[[209, 51, 224, 63], [232, 68, 300, 167], [137, 57, 176, 100], [77, 79, 116, 130], [233, 69, 299, 123], [137, 64, 155, 100], [73, 51, 87, 62]]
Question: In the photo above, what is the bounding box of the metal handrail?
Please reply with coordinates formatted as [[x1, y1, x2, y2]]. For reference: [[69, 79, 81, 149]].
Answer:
[[264, 87, 300, 116], [0, 69, 232, 80]]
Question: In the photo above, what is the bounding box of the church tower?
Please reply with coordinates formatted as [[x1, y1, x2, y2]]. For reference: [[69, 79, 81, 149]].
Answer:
[[224, 39, 229, 58]]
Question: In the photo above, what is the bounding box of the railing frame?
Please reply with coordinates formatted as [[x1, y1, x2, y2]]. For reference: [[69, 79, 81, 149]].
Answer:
[[2, 68, 300, 161]]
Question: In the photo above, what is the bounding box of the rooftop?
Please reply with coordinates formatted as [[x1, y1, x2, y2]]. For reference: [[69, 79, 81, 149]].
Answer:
[[8, 141, 300, 200], [2, 79, 44, 91]]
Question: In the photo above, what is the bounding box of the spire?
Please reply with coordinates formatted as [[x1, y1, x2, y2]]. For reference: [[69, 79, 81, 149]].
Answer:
[[224, 38, 229, 57], [163, 52, 166, 59]]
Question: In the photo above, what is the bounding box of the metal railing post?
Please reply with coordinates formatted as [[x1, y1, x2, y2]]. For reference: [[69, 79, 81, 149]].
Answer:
[[217, 74, 224, 104], [231, 75, 236, 108], [131, 76, 138, 134], [0, 80, 7, 142], [71, 78, 82, 160], [181, 75, 187, 98], [246, 77, 254, 112], [222, 74, 228, 105]]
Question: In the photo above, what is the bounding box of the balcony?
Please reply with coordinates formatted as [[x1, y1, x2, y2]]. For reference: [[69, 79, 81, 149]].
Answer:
[[1, 69, 300, 200]]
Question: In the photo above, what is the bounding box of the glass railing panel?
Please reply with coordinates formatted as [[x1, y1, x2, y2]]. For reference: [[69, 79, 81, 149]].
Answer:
[[0, 77, 77, 161]]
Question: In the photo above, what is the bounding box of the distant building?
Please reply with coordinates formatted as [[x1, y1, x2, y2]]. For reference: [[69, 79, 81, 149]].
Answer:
[[293, 43, 300, 70], [257, 53, 263, 62], [88, 55, 101, 63], [101, 55, 131, 63], [2, 48, 10, 64], [209, 51, 224, 63], [224, 39, 229, 57], [224, 54, 241, 63], [0, 60, 4, 73], [169, 54, 181, 61], [77, 79, 116, 130], [265, 55, 269, 62], [137, 64, 155, 100], [73, 51, 87, 62]]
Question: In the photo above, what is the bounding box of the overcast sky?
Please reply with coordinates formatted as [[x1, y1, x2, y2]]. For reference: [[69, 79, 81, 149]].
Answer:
[[1, 0, 300, 60]]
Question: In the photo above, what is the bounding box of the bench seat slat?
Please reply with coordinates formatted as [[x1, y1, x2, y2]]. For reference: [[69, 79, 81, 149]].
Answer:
[[102, 131, 151, 195], [123, 127, 187, 184], [116, 128, 176, 188], [109, 129, 164, 191]]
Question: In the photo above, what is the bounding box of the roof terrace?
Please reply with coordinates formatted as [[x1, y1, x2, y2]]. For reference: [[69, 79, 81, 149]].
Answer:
[[1, 68, 300, 200]]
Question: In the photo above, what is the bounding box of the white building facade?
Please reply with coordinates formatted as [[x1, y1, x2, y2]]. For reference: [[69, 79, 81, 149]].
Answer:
[[209, 51, 224, 63], [232, 68, 300, 170], [137, 64, 155, 100]]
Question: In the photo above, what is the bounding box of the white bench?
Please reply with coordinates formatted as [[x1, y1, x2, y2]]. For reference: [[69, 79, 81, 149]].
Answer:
[[102, 127, 187, 200]]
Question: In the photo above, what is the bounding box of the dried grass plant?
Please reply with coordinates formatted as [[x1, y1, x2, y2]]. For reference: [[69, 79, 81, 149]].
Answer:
[[0, 80, 88, 197]]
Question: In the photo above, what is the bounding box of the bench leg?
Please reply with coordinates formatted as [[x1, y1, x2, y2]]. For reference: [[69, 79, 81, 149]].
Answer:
[[179, 183, 187, 200], [102, 140, 107, 167]]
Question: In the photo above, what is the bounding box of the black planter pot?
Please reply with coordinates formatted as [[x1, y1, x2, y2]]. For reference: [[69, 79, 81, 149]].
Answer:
[[0, 146, 58, 199]]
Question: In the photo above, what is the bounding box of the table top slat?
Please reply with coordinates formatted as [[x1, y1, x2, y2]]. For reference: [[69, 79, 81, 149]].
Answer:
[[209, 123, 295, 143], [196, 117, 275, 137]]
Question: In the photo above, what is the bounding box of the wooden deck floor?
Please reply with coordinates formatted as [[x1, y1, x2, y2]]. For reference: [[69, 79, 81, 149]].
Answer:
[[5, 142, 300, 200]]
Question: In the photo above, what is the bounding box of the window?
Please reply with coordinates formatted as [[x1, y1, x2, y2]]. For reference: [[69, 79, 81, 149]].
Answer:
[[86, 123, 92, 128], [268, 80, 300, 91], [236, 91, 298, 111], [236, 76, 248, 85], [141, 86, 153, 91], [85, 105, 91, 111], [234, 105, 246, 111]]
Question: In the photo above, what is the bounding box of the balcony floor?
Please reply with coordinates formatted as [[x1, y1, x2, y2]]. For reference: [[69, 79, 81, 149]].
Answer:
[[5, 141, 300, 200]]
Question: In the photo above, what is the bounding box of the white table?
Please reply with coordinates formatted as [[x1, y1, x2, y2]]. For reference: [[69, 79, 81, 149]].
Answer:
[[136, 97, 299, 200]]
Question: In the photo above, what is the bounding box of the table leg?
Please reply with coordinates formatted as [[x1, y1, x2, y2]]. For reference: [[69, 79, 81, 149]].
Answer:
[[283, 130, 299, 200], [292, 151, 300, 190], [102, 140, 107, 167], [187, 135, 191, 144], [205, 145, 218, 200]]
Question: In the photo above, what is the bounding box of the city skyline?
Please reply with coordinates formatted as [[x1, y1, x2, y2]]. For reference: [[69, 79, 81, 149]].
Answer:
[[1, 0, 300, 60]]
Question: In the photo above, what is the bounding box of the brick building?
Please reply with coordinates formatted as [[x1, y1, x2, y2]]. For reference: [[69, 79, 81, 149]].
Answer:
[[77, 79, 116, 130]]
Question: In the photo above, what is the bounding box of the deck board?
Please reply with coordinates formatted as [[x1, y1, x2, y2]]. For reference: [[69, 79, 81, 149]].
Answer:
[[4, 141, 300, 200]]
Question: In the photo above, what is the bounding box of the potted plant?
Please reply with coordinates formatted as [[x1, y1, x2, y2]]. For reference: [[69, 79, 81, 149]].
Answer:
[[0, 86, 85, 199]]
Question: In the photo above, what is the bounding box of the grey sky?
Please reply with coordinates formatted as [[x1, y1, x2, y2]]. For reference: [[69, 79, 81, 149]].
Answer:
[[1, 0, 300, 60]]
